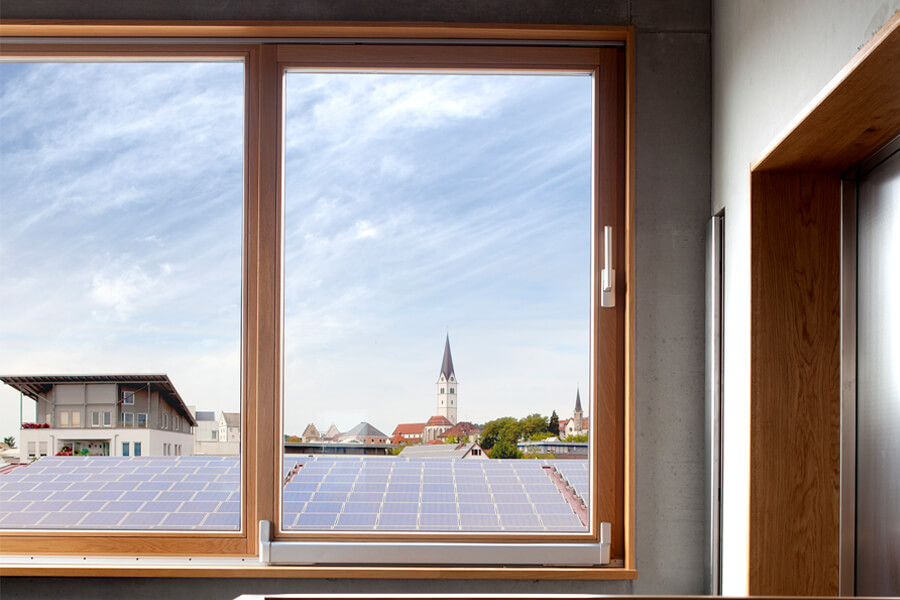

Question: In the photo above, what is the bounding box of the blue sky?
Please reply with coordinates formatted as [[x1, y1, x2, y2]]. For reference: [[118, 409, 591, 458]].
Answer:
[[0, 62, 592, 440], [282, 72, 592, 434], [0, 62, 244, 437]]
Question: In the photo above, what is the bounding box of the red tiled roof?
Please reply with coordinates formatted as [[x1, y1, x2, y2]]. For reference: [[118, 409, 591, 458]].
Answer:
[[392, 422, 425, 435], [425, 415, 453, 427], [438, 421, 481, 439]]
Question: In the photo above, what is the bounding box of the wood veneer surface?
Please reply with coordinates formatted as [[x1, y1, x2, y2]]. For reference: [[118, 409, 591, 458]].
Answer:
[[749, 171, 841, 595]]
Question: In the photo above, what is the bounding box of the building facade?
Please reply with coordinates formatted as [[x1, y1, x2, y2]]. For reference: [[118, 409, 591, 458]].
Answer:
[[2, 374, 196, 460]]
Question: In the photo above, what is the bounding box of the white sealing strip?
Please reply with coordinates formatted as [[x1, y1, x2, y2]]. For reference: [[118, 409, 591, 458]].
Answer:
[[259, 520, 611, 567]]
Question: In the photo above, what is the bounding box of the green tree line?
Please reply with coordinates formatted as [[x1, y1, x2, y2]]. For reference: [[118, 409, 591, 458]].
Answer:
[[477, 410, 563, 458]]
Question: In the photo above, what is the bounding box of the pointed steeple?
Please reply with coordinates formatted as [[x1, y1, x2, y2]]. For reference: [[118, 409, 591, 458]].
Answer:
[[439, 334, 455, 380], [574, 388, 582, 413]]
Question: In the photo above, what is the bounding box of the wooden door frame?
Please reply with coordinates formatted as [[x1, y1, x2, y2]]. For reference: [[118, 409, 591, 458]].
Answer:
[[747, 11, 900, 596]]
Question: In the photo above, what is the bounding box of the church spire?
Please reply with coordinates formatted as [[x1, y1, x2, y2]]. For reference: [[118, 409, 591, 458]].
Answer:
[[440, 334, 455, 380], [574, 388, 582, 413], [436, 334, 458, 424]]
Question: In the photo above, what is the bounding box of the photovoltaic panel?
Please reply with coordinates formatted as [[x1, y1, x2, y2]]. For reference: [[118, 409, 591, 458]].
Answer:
[[0, 456, 242, 531], [1, 454, 588, 533]]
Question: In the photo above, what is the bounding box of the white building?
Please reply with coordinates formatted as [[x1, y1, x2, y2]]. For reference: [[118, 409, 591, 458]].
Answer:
[[2, 374, 196, 460], [218, 412, 240, 443], [190, 407, 240, 456], [436, 334, 458, 424]]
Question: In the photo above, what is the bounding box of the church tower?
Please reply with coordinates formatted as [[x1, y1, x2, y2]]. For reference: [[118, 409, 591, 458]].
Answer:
[[572, 388, 584, 432], [436, 334, 458, 424]]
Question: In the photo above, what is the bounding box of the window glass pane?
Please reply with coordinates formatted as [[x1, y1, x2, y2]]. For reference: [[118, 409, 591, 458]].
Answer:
[[0, 61, 243, 531], [282, 72, 592, 533]]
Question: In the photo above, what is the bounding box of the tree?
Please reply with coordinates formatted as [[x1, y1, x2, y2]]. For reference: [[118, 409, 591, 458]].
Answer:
[[519, 413, 548, 440], [478, 416, 519, 450], [3, 436, 15, 448], [566, 432, 589, 443], [489, 438, 522, 459], [548, 410, 559, 436]]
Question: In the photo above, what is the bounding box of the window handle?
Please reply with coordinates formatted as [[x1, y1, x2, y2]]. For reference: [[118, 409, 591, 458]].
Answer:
[[601, 225, 615, 307]]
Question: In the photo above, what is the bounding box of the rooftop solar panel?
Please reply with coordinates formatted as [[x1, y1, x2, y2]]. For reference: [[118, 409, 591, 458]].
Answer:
[[293, 512, 336, 528], [335, 513, 377, 529], [1, 455, 588, 534]]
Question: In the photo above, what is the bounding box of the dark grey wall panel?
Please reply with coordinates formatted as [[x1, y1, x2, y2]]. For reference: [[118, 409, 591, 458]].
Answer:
[[0, 0, 629, 25], [0, 0, 711, 596]]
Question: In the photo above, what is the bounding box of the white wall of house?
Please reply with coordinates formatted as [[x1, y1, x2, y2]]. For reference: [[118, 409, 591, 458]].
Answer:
[[712, 0, 900, 593], [18, 426, 194, 459], [193, 440, 240, 456]]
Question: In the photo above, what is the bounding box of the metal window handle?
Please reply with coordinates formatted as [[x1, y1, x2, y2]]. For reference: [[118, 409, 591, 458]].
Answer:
[[601, 225, 615, 307]]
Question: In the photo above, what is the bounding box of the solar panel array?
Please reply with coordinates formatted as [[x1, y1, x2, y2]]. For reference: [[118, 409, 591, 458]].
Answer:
[[0, 456, 240, 530], [0, 455, 589, 532], [281, 456, 586, 532], [548, 460, 590, 508]]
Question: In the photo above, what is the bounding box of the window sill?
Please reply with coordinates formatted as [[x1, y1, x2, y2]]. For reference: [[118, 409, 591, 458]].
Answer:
[[0, 561, 637, 580]]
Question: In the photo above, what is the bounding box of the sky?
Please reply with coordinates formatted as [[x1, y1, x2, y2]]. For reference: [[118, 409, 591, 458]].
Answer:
[[0, 62, 593, 441]]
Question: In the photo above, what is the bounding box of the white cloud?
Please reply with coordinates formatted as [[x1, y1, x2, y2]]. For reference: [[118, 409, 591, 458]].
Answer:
[[354, 220, 378, 239], [90, 265, 155, 319]]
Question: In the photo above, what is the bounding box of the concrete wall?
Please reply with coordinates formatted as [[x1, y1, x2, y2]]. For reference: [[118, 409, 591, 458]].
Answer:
[[0, 0, 711, 597], [712, 0, 900, 594]]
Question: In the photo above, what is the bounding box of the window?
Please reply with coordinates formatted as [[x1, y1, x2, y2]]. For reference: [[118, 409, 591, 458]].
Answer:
[[122, 412, 133, 428], [122, 442, 130, 457], [38, 441, 47, 457], [274, 42, 627, 566], [91, 411, 100, 427], [137, 413, 147, 428], [0, 24, 631, 576], [59, 412, 68, 427], [122, 391, 135, 405], [134, 442, 142, 457], [71, 412, 81, 427], [103, 411, 111, 427]]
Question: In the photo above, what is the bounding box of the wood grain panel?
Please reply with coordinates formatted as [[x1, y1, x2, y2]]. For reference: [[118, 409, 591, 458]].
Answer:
[[241, 43, 262, 554], [623, 26, 637, 571], [0, 536, 250, 556], [0, 20, 630, 42], [753, 11, 900, 171], [277, 44, 602, 71], [0, 564, 637, 580], [749, 171, 841, 595], [255, 45, 280, 534], [592, 46, 627, 562]]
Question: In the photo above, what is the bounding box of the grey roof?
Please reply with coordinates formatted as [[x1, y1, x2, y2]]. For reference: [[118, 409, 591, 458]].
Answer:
[[221, 412, 240, 428], [439, 334, 455, 380], [342, 421, 388, 439], [574, 388, 582, 413], [195, 411, 216, 422], [0, 374, 197, 426], [398, 442, 482, 459]]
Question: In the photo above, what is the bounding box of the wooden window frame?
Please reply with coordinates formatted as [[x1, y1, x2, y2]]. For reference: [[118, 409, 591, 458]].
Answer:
[[0, 21, 635, 580]]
